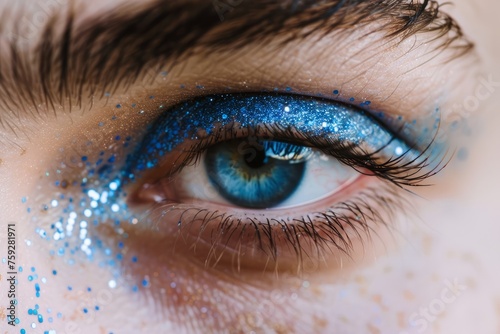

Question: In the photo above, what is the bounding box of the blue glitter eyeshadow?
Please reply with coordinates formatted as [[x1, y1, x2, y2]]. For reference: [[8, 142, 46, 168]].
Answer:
[[128, 94, 421, 176]]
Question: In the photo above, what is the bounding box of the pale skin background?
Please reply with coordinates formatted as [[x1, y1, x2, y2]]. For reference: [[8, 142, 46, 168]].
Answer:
[[0, 0, 499, 333]]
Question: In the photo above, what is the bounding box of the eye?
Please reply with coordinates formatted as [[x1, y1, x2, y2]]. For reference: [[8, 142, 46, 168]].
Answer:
[[192, 138, 359, 209], [123, 93, 436, 271], [169, 139, 358, 209]]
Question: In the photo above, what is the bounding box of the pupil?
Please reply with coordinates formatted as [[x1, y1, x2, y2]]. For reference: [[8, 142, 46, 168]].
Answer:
[[244, 147, 267, 169]]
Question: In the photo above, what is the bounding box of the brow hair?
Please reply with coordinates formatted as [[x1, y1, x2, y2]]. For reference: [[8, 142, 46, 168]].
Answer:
[[0, 0, 473, 123]]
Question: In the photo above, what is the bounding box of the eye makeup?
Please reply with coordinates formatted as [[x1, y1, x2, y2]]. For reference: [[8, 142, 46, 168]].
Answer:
[[15, 87, 443, 333], [127, 93, 424, 177], [116, 92, 444, 271]]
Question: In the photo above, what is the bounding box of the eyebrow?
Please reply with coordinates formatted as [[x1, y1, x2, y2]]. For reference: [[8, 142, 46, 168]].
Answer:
[[0, 0, 473, 123]]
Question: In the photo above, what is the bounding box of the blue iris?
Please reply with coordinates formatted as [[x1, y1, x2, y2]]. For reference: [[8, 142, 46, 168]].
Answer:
[[205, 140, 307, 208]]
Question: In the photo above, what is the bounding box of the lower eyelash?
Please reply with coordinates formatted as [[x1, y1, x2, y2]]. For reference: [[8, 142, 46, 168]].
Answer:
[[135, 182, 411, 273]]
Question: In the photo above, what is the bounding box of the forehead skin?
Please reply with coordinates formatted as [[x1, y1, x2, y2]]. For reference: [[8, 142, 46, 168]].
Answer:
[[0, 0, 499, 333]]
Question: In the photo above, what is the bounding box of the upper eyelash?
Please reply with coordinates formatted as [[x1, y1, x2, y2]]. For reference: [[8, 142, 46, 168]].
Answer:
[[164, 121, 444, 190]]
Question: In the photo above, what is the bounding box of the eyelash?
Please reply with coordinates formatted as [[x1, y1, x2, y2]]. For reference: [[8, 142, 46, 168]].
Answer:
[[141, 182, 410, 271], [126, 105, 442, 271], [155, 121, 441, 189]]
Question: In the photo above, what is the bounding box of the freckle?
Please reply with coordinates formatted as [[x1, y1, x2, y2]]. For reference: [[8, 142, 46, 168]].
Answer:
[[354, 275, 366, 285], [465, 277, 477, 289], [405, 271, 414, 280], [494, 297, 500, 331], [372, 294, 382, 304], [403, 290, 415, 300], [397, 312, 406, 328], [461, 252, 480, 267], [313, 315, 328, 333], [422, 235, 433, 255], [272, 324, 289, 334], [382, 266, 392, 273], [309, 285, 322, 297], [367, 323, 381, 334], [338, 316, 349, 324]]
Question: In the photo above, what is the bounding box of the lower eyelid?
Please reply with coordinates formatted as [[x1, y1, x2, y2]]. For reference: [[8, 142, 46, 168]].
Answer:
[[125, 176, 405, 271], [135, 151, 361, 210]]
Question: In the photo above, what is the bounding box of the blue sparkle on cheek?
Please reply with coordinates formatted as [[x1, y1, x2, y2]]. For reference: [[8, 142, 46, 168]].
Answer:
[[457, 147, 468, 161]]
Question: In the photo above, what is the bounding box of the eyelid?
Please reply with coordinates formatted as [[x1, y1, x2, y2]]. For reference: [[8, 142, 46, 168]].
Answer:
[[125, 93, 443, 213], [126, 93, 421, 173]]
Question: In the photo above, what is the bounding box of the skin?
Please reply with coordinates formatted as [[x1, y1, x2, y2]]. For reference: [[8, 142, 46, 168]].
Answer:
[[0, 0, 499, 333]]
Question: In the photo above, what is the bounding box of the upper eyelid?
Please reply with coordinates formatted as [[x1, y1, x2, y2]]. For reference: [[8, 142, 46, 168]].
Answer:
[[0, 0, 473, 128], [124, 93, 436, 190]]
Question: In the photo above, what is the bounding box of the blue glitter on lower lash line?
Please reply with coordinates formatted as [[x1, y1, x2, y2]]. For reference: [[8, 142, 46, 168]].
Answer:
[[128, 94, 423, 175]]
